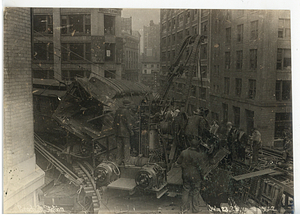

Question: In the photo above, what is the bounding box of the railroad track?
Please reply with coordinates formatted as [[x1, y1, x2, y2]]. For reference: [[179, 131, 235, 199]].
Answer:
[[34, 133, 102, 213]]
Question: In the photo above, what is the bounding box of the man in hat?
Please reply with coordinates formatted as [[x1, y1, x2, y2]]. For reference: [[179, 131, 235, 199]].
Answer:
[[176, 138, 207, 213], [113, 99, 134, 165], [250, 128, 262, 165]]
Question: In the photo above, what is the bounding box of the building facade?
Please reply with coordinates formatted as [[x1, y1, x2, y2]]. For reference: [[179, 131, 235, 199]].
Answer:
[[160, 9, 292, 147], [140, 56, 160, 92], [160, 9, 210, 112], [209, 9, 291, 146], [121, 17, 140, 82], [4, 8, 45, 212], [32, 8, 123, 81], [143, 20, 160, 59]]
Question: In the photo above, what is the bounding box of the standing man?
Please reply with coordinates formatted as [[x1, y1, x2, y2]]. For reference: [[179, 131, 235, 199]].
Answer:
[[250, 128, 262, 165], [176, 139, 207, 213], [113, 100, 134, 165]]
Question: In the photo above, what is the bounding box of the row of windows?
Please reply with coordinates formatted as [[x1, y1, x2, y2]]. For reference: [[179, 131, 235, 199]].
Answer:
[[222, 48, 290, 70], [161, 26, 198, 48], [161, 10, 198, 31], [219, 78, 291, 101], [125, 51, 138, 69], [32, 69, 91, 81], [33, 43, 118, 62], [223, 18, 289, 45], [33, 14, 115, 35]]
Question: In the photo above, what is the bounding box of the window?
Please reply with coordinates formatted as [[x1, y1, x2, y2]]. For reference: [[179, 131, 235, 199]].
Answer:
[[191, 85, 196, 97], [178, 31, 183, 41], [233, 106, 240, 128], [201, 9, 209, 18], [237, 24, 243, 42], [61, 14, 91, 34], [162, 52, 166, 61], [193, 10, 198, 20], [168, 35, 171, 44], [33, 70, 54, 79], [224, 77, 230, 95], [162, 37, 167, 46], [104, 70, 116, 79], [248, 79, 256, 99], [225, 52, 231, 69], [167, 20, 171, 31], [33, 43, 54, 61], [105, 43, 115, 61], [245, 109, 254, 135], [277, 48, 291, 70], [178, 14, 184, 26], [62, 70, 91, 81], [235, 78, 242, 97], [144, 70, 147, 74], [236, 50, 243, 69], [250, 20, 258, 40], [193, 26, 198, 35], [162, 23, 167, 33], [275, 113, 292, 138], [186, 10, 191, 23], [61, 43, 91, 61], [222, 103, 228, 122], [200, 87, 206, 100], [34, 15, 53, 34], [278, 19, 290, 38], [276, 80, 291, 101], [167, 51, 170, 60], [172, 18, 176, 29], [226, 27, 231, 43], [201, 66, 207, 78], [172, 34, 176, 42], [250, 49, 257, 70], [104, 15, 115, 35], [172, 50, 176, 59], [185, 28, 190, 36], [201, 44, 207, 59], [201, 21, 208, 35]]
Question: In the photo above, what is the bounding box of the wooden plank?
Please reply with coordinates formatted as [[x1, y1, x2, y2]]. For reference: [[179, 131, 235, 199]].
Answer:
[[233, 169, 276, 181], [107, 178, 136, 191]]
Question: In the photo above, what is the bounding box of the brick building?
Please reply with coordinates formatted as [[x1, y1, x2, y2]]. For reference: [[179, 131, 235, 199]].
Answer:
[[143, 20, 160, 59], [160, 9, 210, 112], [121, 18, 140, 82], [209, 10, 291, 147], [32, 8, 123, 81], [160, 9, 292, 147], [4, 8, 45, 212]]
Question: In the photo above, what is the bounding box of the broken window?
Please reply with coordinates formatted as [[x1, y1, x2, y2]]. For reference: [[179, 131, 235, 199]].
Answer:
[[278, 18, 290, 38], [61, 43, 91, 62], [250, 49, 257, 70], [33, 15, 53, 34], [105, 43, 115, 61], [250, 20, 258, 40], [104, 15, 115, 35], [276, 80, 291, 101], [33, 70, 54, 79], [61, 14, 91, 35], [33, 43, 54, 61], [248, 79, 256, 99], [277, 48, 291, 70]]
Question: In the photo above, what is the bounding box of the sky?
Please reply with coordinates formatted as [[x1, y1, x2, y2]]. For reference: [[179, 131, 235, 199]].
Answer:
[[122, 8, 160, 32]]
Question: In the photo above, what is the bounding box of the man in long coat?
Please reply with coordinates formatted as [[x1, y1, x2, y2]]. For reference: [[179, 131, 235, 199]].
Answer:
[[113, 100, 134, 165], [176, 139, 207, 213]]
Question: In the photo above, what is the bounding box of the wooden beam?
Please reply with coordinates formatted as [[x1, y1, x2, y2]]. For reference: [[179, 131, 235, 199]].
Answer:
[[232, 169, 276, 181]]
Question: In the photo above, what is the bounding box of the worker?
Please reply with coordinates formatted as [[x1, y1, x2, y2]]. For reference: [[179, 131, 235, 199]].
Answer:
[[210, 120, 219, 136], [185, 108, 210, 146], [113, 99, 134, 165], [176, 138, 207, 213], [250, 128, 262, 165], [236, 129, 248, 162], [227, 123, 238, 162]]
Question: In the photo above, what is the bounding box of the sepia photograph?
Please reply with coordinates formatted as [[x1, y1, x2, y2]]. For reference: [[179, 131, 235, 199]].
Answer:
[[3, 2, 298, 213]]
